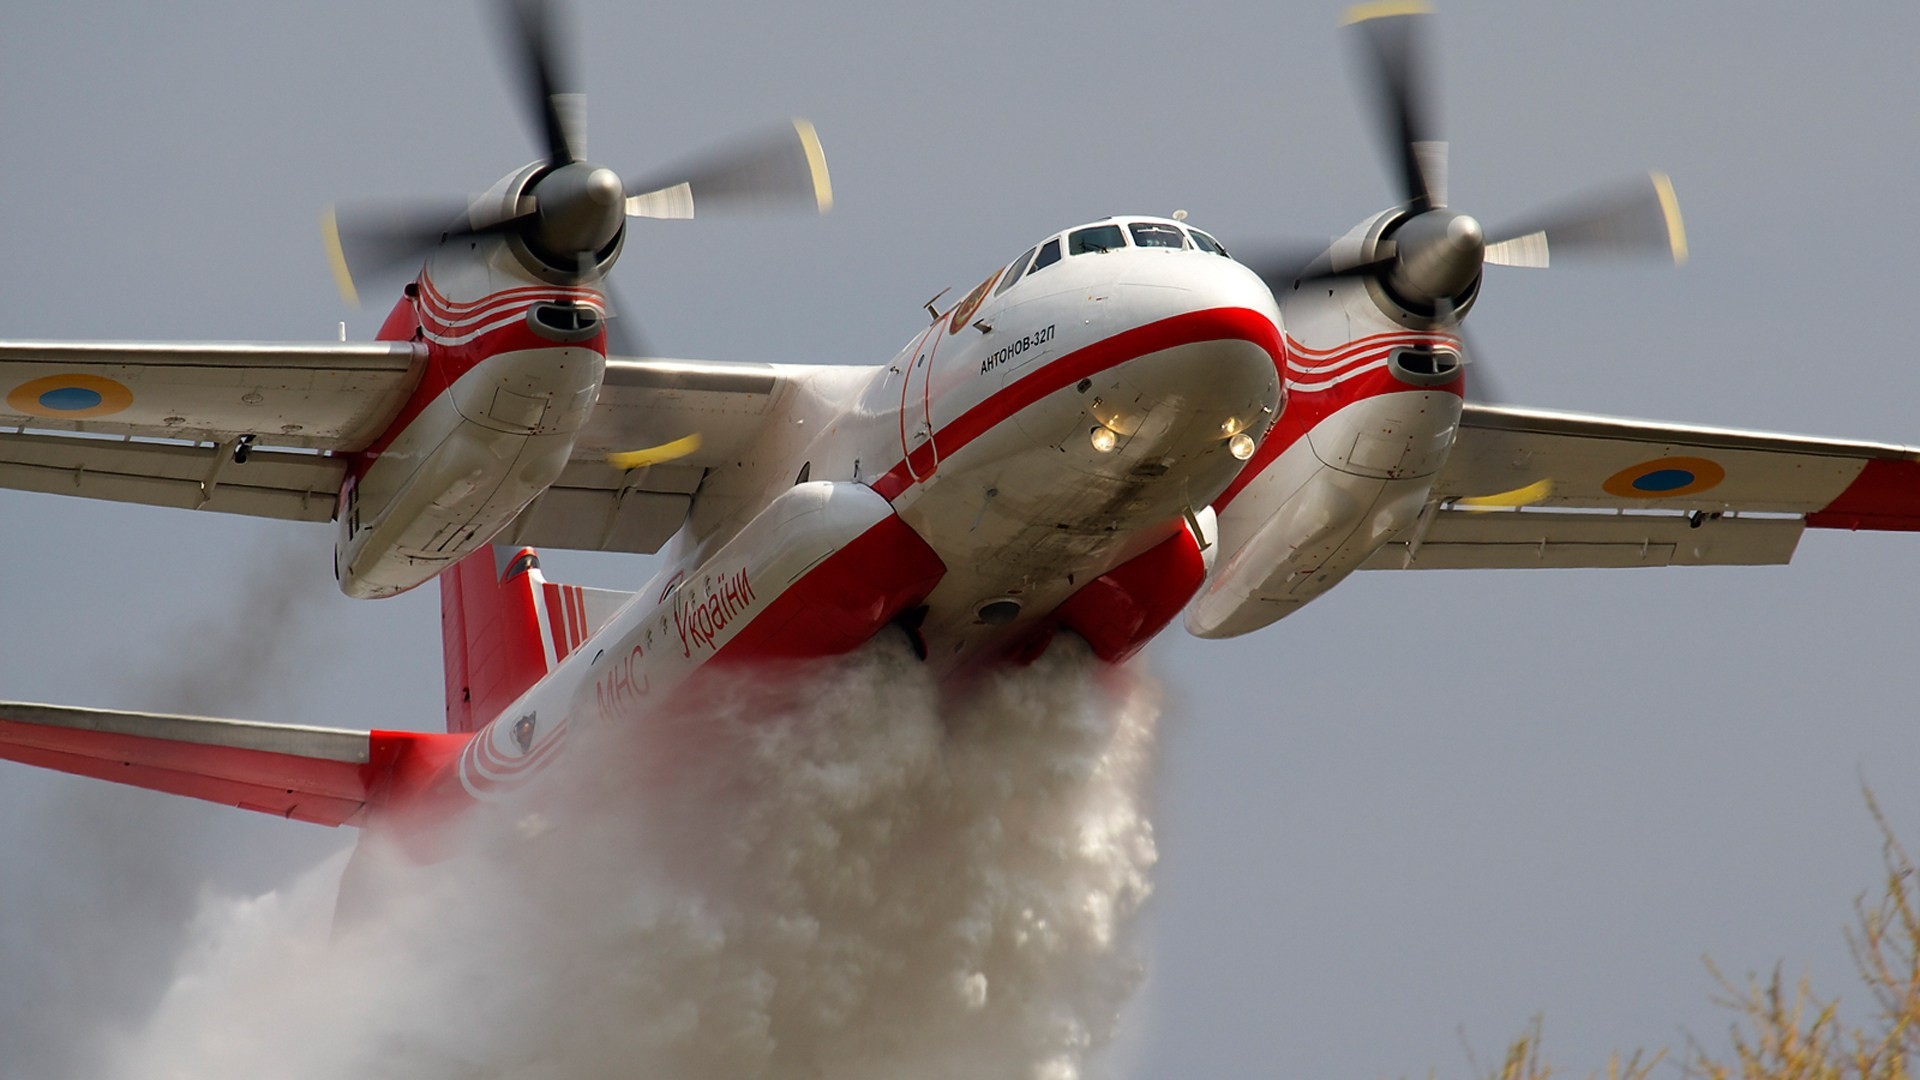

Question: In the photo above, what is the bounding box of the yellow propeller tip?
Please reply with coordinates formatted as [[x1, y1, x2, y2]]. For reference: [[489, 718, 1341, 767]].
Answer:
[[1342, 0, 1434, 26], [1650, 171, 1688, 267], [320, 206, 361, 309], [606, 433, 703, 471], [793, 118, 833, 214], [1457, 478, 1554, 510]]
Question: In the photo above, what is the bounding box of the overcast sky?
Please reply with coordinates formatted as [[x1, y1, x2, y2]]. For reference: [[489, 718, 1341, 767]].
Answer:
[[4, 2, 1920, 1077]]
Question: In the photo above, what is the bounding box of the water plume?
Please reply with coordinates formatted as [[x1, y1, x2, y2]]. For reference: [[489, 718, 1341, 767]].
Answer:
[[105, 637, 1163, 1080]]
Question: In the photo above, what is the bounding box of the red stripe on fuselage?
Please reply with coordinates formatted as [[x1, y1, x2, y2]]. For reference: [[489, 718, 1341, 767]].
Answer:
[[871, 307, 1284, 501]]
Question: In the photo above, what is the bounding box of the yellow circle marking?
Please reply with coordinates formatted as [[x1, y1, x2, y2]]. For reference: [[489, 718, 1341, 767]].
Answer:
[[6, 373, 135, 419]]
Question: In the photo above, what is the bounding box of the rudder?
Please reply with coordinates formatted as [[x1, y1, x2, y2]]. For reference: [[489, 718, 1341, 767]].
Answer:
[[440, 546, 632, 733]]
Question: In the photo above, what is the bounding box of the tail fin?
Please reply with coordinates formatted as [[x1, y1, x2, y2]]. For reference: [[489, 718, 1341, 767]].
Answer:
[[440, 546, 633, 733]]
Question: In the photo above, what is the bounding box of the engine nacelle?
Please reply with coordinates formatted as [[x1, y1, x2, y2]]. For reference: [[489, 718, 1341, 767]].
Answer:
[[1187, 211, 1470, 638], [336, 256, 607, 598]]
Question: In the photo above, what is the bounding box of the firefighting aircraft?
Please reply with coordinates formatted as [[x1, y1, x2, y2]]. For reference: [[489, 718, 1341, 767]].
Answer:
[[2, 2, 1917, 837]]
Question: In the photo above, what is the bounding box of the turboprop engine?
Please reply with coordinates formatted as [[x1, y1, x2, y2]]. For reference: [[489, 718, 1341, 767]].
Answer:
[[1186, 1, 1686, 637], [321, 0, 830, 598]]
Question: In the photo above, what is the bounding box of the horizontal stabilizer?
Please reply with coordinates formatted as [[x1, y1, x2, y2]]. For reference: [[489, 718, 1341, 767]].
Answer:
[[0, 701, 462, 827]]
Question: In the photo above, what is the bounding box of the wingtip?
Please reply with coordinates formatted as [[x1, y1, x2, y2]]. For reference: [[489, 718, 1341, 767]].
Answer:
[[1650, 171, 1687, 267], [320, 205, 361, 309], [793, 118, 833, 214]]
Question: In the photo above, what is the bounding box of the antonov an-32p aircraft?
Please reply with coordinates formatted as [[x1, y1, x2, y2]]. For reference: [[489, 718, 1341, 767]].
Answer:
[[3, 4, 1918, 854]]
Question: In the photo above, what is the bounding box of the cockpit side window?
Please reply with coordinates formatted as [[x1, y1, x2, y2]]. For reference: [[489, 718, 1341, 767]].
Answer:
[[1069, 224, 1125, 255], [994, 246, 1038, 296], [1189, 229, 1232, 258], [1129, 222, 1186, 249], [1030, 237, 1063, 274]]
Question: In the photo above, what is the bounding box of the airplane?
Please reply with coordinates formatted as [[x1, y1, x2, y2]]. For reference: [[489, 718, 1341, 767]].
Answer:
[[3, 0, 1917, 903]]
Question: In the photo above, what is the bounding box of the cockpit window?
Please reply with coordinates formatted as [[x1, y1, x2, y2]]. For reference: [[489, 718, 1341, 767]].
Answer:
[[994, 246, 1038, 296], [1189, 229, 1231, 258], [1069, 224, 1125, 255], [1030, 237, 1063, 274], [1129, 222, 1186, 249]]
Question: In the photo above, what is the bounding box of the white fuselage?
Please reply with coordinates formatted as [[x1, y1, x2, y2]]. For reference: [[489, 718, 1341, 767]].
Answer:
[[652, 218, 1286, 668]]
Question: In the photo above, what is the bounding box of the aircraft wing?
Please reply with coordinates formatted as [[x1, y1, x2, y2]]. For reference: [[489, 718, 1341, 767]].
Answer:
[[0, 701, 459, 827], [3, 345, 850, 549], [1363, 403, 1920, 571], [0, 340, 422, 522], [500, 356, 858, 554]]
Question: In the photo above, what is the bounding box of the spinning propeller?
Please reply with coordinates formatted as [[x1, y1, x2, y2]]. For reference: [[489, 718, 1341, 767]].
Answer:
[[321, 0, 832, 359], [1253, 1, 1686, 357]]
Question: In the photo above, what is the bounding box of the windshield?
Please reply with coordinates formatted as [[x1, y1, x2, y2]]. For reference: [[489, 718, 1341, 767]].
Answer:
[[1069, 224, 1124, 255], [1129, 222, 1186, 249], [1189, 229, 1231, 258], [994, 246, 1037, 295]]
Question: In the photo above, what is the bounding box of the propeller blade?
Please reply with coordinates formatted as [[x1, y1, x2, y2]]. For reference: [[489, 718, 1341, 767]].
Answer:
[[321, 201, 526, 307], [1456, 478, 1554, 509], [497, 0, 584, 165], [599, 276, 649, 359], [625, 119, 832, 219], [1433, 292, 1501, 404], [1485, 172, 1687, 268], [1344, 0, 1445, 210], [607, 434, 702, 471], [1242, 240, 1388, 294]]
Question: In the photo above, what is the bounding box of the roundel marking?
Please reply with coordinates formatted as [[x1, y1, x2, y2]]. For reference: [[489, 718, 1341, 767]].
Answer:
[[6, 373, 135, 419], [1601, 456, 1726, 499]]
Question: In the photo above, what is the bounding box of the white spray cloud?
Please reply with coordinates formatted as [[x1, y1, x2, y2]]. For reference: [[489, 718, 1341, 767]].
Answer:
[[105, 638, 1163, 1080], [0, 543, 350, 1080]]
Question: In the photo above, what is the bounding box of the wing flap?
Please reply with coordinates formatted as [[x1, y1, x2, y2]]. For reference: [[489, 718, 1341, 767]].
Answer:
[[1, 340, 422, 451], [1363, 509, 1804, 571], [0, 431, 343, 522], [500, 457, 700, 553], [0, 702, 457, 828]]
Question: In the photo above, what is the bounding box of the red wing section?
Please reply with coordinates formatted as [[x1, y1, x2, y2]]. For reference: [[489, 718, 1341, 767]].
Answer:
[[0, 702, 464, 827]]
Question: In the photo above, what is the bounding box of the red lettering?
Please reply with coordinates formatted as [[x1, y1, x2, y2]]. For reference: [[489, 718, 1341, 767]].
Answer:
[[627, 644, 650, 697]]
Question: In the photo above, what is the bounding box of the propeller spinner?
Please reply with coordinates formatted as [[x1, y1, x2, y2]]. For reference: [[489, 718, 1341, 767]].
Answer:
[[321, 0, 832, 353], [1255, 1, 1686, 326]]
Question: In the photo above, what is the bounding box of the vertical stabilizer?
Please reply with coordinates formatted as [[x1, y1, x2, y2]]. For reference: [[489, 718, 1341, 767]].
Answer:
[[439, 547, 634, 734]]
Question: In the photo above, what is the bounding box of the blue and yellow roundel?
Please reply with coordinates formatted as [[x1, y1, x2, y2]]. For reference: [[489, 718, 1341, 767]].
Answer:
[[1601, 456, 1726, 499], [5, 374, 134, 419]]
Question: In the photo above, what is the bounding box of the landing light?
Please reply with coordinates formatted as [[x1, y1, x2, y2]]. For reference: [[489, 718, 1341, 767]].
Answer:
[[1229, 433, 1256, 460], [1090, 425, 1119, 453]]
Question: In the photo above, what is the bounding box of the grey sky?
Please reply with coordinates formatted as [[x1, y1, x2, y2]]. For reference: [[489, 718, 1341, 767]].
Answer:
[[4, 2, 1919, 1077]]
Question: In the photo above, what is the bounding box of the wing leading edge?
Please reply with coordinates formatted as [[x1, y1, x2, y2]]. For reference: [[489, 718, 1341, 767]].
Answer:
[[1365, 404, 1920, 571]]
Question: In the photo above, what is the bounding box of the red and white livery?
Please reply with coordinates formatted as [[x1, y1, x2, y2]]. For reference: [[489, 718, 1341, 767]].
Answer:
[[4, 2, 1919, 881]]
